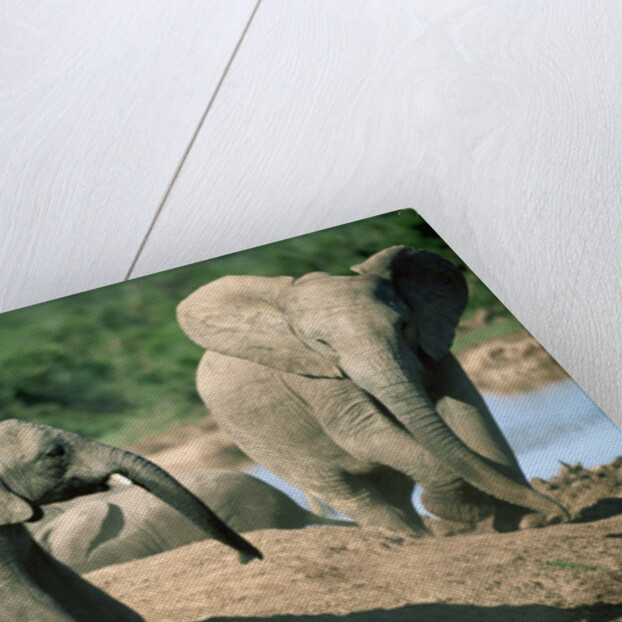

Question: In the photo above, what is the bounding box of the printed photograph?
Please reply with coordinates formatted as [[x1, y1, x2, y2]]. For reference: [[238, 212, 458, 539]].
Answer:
[[0, 210, 620, 621]]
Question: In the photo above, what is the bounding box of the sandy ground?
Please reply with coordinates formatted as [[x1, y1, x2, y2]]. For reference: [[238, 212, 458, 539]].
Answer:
[[457, 329, 569, 395], [87, 458, 622, 621], [109, 330, 621, 621], [128, 416, 252, 474]]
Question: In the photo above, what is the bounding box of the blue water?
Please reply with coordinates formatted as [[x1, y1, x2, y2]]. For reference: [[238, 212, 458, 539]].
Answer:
[[486, 380, 622, 479], [249, 379, 622, 518]]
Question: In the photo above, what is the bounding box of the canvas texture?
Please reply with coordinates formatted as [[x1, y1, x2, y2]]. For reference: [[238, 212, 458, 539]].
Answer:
[[0, 210, 620, 621]]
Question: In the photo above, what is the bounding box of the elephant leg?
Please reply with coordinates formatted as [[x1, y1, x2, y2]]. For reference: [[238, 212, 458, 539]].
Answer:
[[307, 470, 428, 533], [429, 355, 527, 478], [431, 355, 535, 529], [364, 467, 428, 530], [419, 478, 494, 524], [291, 376, 492, 525], [198, 355, 425, 532], [490, 499, 532, 532], [348, 422, 494, 524], [368, 451, 494, 525]]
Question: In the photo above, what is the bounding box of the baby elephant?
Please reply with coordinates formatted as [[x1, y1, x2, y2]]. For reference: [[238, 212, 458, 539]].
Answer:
[[0, 419, 262, 622], [177, 245, 569, 533], [30, 468, 350, 574]]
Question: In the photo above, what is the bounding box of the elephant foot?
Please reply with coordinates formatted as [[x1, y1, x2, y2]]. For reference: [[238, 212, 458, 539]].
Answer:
[[492, 498, 569, 532], [421, 483, 494, 524], [518, 509, 568, 530], [492, 500, 531, 533]]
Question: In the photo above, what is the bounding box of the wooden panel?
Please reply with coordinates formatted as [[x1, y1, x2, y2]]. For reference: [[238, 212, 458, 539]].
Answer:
[[133, 0, 622, 426], [0, 0, 256, 311]]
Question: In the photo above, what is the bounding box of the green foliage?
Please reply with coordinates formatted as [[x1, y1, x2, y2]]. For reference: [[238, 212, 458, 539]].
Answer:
[[542, 560, 600, 571], [0, 210, 517, 446], [453, 317, 523, 353]]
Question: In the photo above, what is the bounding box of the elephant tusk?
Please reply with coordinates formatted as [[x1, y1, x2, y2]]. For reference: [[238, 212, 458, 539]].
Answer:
[[109, 473, 134, 486]]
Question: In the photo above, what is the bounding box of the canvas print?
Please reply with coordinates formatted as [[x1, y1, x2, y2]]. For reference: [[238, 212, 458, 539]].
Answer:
[[0, 210, 620, 621]]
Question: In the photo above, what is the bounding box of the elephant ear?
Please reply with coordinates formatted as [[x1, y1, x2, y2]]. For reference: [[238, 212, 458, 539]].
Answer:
[[351, 246, 467, 361], [177, 275, 342, 377], [0, 479, 34, 525]]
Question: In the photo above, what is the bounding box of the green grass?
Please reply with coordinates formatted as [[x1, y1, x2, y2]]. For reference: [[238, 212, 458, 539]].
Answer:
[[541, 560, 600, 572], [0, 210, 519, 447], [453, 317, 524, 354]]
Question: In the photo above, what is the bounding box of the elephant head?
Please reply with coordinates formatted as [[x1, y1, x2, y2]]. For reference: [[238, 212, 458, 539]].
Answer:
[[177, 246, 567, 523], [0, 419, 262, 562], [178, 246, 465, 371]]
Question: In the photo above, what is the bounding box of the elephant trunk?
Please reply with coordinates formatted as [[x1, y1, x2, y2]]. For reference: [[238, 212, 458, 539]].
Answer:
[[94, 444, 262, 562], [344, 344, 567, 520]]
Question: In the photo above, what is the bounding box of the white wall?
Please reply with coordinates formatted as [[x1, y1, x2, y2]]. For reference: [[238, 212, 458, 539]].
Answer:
[[1, 1, 620, 425]]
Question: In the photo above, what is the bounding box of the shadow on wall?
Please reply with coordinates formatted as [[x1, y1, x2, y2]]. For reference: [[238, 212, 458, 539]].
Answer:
[[205, 602, 622, 621]]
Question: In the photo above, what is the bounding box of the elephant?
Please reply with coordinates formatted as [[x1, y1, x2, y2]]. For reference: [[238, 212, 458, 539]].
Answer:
[[29, 468, 350, 574], [0, 419, 262, 622], [176, 245, 569, 535]]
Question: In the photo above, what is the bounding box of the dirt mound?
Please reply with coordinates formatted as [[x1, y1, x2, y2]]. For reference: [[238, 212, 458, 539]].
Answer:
[[87, 459, 622, 622], [457, 330, 569, 395], [127, 417, 251, 474], [532, 457, 622, 521], [115, 332, 619, 620]]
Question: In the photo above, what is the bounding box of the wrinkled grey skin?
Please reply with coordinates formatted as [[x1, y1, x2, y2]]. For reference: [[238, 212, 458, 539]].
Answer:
[[0, 420, 262, 622], [29, 468, 350, 574], [177, 246, 569, 534], [0, 524, 143, 622]]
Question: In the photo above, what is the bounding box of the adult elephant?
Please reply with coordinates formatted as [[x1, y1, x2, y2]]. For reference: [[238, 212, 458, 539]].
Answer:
[[30, 468, 349, 574], [0, 419, 261, 622], [177, 246, 568, 533]]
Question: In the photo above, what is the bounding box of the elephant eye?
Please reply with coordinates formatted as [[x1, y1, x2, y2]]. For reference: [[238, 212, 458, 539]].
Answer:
[[45, 444, 65, 458], [315, 339, 330, 346]]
